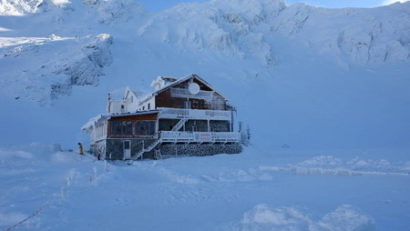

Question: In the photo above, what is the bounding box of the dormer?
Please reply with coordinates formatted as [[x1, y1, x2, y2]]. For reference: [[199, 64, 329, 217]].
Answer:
[[107, 87, 140, 114], [151, 76, 177, 91]]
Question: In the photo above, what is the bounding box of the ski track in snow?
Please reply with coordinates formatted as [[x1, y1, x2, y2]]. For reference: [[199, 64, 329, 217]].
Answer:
[[1, 146, 410, 230]]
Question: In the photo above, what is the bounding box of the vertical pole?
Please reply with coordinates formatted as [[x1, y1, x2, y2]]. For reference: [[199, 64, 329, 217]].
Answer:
[[230, 110, 234, 132]]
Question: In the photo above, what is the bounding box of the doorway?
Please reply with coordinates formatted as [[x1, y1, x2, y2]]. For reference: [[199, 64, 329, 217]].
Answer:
[[123, 140, 131, 160]]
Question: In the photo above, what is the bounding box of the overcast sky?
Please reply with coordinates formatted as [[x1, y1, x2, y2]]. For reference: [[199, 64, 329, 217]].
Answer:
[[138, 0, 408, 11]]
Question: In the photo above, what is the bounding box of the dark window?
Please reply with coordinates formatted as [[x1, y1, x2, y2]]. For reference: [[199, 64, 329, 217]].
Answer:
[[191, 99, 204, 109], [135, 121, 155, 136], [111, 121, 133, 136], [210, 120, 230, 132], [124, 141, 130, 149], [159, 119, 179, 131], [185, 120, 208, 132], [148, 103, 151, 110], [184, 101, 191, 109]]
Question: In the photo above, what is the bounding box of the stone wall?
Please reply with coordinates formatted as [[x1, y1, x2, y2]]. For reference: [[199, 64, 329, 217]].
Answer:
[[159, 143, 242, 158]]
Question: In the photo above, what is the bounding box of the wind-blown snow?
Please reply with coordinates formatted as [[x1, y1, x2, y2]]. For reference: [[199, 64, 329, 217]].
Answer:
[[1, 146, 409, 230]]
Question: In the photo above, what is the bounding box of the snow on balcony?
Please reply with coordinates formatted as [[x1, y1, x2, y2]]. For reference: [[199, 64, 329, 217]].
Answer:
[[158, 107, 231, 120], [170, 87, 213, 101]]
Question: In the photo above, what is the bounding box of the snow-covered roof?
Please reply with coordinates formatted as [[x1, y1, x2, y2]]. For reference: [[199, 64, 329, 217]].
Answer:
[[81, 114, 110, 131], [141, 74, 228, 103], [82, 110, 160, 131], [109, 110, 159, 118]]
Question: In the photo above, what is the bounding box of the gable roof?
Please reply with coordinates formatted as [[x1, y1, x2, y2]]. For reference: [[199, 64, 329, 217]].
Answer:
[[152, 74, 228, 100], [124, 87, 139, 100]]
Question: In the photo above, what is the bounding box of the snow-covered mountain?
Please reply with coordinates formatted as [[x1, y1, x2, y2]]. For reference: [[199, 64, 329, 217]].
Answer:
[[139, 0, 410, 64], [1, 0, 410, 102], [1, 0, 410, 148]]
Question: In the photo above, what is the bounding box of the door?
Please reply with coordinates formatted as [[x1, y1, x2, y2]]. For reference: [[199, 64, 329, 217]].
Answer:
[[123, 140, 131, 160]]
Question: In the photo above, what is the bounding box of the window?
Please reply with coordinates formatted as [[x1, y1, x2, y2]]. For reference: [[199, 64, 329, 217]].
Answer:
[[185, 120, 208, 132], [210, 120, 230, 132], [143, 106, 145, 110], [184, 101, 191, 109], [148, 103, 151, 110], [135, 121, 155, 136], [123, 140, 130, 149], [159, 119, 179, 131], [111, 121, 133, 136], [191, 99, 204, 109]]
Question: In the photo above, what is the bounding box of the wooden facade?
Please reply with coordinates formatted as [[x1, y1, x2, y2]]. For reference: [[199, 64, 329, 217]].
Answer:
[[84, 74, 244, 161]]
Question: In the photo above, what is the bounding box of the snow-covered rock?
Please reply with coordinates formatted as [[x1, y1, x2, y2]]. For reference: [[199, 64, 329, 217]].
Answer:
[[0, 33, 113, 102], [0, 0, 43, 16], [50, 33, 113, 99]]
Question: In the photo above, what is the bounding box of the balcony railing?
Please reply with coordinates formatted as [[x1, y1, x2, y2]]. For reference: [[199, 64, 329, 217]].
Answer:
[[160, 131, 240, 143], [170, 88, 213, 101], [158, 107, 232, 120]]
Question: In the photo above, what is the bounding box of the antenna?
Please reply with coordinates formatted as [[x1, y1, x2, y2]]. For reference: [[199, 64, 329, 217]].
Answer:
[[188, 82, 200, 95]]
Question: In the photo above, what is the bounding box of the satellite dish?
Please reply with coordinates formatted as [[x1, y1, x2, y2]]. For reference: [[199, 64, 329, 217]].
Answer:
[[188, 82, 200, 95]]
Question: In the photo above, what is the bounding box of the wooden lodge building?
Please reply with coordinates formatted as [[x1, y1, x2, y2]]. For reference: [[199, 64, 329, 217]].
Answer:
[[82, 74, 244, 160]]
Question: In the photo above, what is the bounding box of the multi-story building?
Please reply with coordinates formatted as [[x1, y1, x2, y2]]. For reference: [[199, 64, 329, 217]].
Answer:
[[82, 74, 245, 160]]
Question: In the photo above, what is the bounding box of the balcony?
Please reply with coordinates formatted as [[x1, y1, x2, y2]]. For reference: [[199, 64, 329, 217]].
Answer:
[[170, 87, 214, 101], [158, 107, 232, 120], [160, 131, 240, 143]]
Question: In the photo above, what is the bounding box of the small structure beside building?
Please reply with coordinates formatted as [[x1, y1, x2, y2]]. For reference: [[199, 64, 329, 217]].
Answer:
[[82, 74, 247, 160]]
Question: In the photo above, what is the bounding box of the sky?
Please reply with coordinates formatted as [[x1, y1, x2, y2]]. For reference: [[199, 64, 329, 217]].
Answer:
[[138, 0, 408, 11]]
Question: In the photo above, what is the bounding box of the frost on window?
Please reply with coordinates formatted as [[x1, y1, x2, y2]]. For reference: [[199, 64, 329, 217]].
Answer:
[[111, 121, 133, 136], [185, 120, 208, 132], [210, 120, 230, 132], [159, 119, 179, 131], [135, 121, 155, 136]]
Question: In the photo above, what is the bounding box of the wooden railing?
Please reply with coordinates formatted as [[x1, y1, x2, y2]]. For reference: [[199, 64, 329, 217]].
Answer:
[[157, 107, 231, 120], [170, 88, 214, 100]]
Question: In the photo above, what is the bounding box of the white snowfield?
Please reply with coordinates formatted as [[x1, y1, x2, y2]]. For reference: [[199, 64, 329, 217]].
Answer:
[[0, 145, 409, 231]]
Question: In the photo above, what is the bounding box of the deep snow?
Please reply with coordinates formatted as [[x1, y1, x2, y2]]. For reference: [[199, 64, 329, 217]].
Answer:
[[1, 145, 409, 231]]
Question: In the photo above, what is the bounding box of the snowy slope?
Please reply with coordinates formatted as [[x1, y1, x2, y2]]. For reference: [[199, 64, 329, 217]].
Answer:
[[138, 0, 410, 64], [1, 145, 410, 231], [1, 0, 410, 103]]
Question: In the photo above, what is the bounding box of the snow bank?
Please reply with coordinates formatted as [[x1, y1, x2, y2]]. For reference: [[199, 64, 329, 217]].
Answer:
[[239, 204, 374, 231], [0, 211, 38, 229], [0, 149, 33, 160], [296, 155, 410, 174]]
